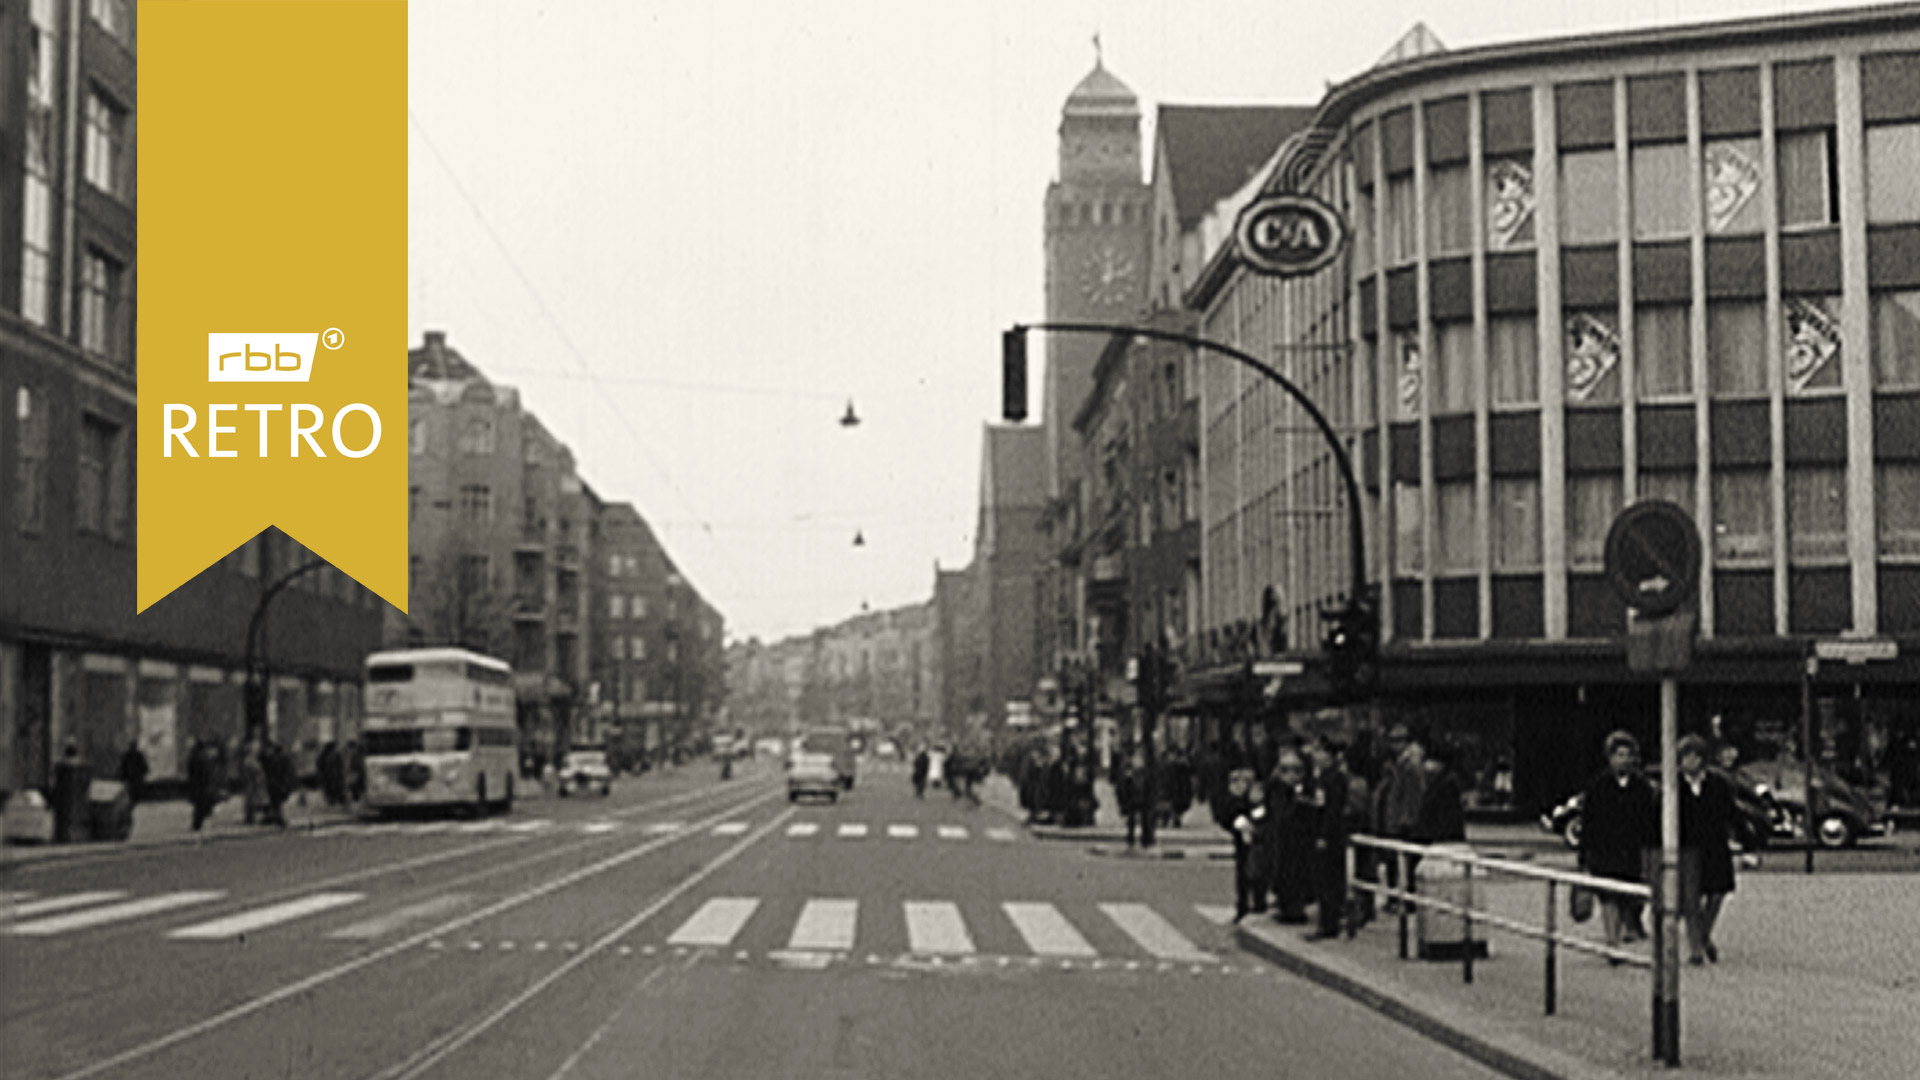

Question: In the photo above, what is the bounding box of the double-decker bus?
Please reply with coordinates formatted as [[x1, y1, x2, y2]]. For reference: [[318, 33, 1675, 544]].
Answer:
[[362, 648, 518, 814]]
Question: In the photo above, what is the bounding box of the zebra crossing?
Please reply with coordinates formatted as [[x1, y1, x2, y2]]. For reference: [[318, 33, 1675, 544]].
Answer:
[[317, 817, 1021, 844], [3, 886, 1227, 972]]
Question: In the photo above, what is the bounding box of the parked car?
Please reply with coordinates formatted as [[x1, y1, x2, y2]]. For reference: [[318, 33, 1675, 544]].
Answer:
[[786, 748, 841, 803], [1539, 767, 1780, 850], [1736, 760, 1891, 849], [558, 748, 613, 797]]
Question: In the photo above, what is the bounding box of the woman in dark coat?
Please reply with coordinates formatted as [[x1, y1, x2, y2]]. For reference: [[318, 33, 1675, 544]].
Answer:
[[1678, 734, 1737, 964], [1215, 767, 1262, 921], [1265, 748, 1316, 924], [1580, 730, 1659, 954]]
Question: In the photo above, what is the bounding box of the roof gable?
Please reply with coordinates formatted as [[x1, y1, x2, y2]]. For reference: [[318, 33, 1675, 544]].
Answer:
[[1156, 105, 1318, 229]]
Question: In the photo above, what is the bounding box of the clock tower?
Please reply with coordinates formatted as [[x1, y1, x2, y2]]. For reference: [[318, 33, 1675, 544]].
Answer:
[[1042, 56, 1148, 499]]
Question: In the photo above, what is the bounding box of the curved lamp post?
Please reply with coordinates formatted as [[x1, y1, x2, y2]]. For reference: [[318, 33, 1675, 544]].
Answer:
[[243, 557, 329, 739]]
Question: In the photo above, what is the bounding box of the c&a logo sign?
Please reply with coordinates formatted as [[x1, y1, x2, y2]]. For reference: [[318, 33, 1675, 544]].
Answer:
[[138, 1, 406, 613]]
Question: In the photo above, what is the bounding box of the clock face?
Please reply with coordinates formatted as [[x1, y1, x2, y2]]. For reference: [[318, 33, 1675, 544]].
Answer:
[[1079, 244, 1136, 308]]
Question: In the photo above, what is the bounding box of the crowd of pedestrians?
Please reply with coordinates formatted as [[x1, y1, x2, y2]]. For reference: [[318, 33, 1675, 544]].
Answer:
[[178, 735, 367, 834]]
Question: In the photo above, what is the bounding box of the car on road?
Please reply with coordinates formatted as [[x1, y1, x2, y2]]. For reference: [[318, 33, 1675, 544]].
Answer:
[[1738, 760, 1892, 849], [558, 748, 613, 797], [787, 747, 841, 803], [796, 726, 857, 790]]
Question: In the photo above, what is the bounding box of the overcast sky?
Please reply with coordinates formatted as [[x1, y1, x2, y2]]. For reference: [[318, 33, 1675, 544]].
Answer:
[[407, 0, 1877, 644]]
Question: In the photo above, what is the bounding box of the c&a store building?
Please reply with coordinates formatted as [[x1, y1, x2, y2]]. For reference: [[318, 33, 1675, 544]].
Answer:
[[1186, 5, 1920, 815]]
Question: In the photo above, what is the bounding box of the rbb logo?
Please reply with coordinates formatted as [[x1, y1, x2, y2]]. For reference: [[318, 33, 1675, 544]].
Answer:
[[1234, 193, 1347, 278], [165, 327, 380, 459], [205, 329, 344, 382]]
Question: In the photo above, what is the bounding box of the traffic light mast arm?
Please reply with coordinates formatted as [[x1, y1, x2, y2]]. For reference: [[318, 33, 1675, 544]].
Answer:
[[1008, 322, 1368, 609]]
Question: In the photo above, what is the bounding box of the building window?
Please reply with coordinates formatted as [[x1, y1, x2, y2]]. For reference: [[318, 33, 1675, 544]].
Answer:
[[14, 387, 48, 535], [1785, 296, 1843, 395], [1426, 164, 1471, 256], [1777, 129, 1836, 229], [1435, 479, 1476, 573], [79, 249, 126, 362], [1873, 290, 1920, 388], [1393, 483, 1423, 575], [1567, 473, 1621, 570], [1865, 123, 1920, 224], [1880, 463, 1920, 559], [607, 553, 622, 576], [1353, 185, 1375, 274], [1566, 312, 1621, 405], [408, 485, 422, 521], [632, 595, 647, 619], [630, 636, 646, 661], [1395, 335, 1422, 419], [610, 595, 624, 619], [1634, 305, 1692, 399], [1787, 467, 1847, 564], [1713, 469, 1772, 566], [1488, 317, 1538, 406], [1492, 477, 1542, 572], [1386, 174, 1416, 264], [84, 91, 127, 198], [1640, 470, 1696, 515], [1560, 149, 1618, 244], [1431, 321, 1475, 414], [458, 484, 492, 523], [76, 413, 126, 540], [458, 418, 495, 456], [459, 554, 490, 594], [1631, 143, 1691, 240], [1709, 302, 1768, 397], [410, 418, 428, 456], [89, 0, 131, 42], [1703, 139, 1764, 234], [1487, 159, 1536, 249]]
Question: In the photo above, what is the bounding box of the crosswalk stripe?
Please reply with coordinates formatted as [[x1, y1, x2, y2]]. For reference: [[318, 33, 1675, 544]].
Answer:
[[1099, 903, 1214, 962], [1002, 902, 1096, 957], [455, 821, 501, 833], [985, 827, 1017, 842], [327, 894, 473, 940], [7, 891, 227, 937], [936, 826, 968, 840], [580, 822, 619, 835], [788, 899, 858, 951], [836, 823, 868, 839], [402, 823, 452, 835], [505, 819, 555, 833], [786, 822, 820, 838], [713, 822, 749, 836], [886, 824, 918, 839], [168, 893, 366, 940], [640, 821, 685, 835], [3, 891, 130, 921], [1194, 904, 1237, 926], [666, 897, 761, 947], [904, 901, 974, 955]]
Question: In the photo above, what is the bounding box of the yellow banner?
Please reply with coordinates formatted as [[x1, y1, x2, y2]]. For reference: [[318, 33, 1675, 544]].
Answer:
[[138, 1, 407, 612]]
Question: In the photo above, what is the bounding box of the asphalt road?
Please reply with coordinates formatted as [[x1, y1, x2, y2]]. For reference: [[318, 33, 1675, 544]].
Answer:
[[3, 760, 1509, 1080]]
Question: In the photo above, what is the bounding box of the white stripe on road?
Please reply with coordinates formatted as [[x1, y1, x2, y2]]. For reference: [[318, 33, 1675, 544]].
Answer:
[[455, 821, 502, 833], [904, 901, 974, 955], [168, 893, 365, 940], [985, 827, 1017, 842], [1099, 902, 1214, 962], [506, 819, 556, 833], [665, 897, 760, 947], [580, 822, 619, 835], [712, 822, 749, 836], [7, 891, 227, 937], [936, 826, 968, 840], [640, 821, 686, 835], [786, 822, 820, 838], [836, 823, 868, 839], [326, 895, 473, 941], [1002, 902, 1096, 957], [787, 899, 858, 951], [886, 824, 918, 839], [1194, 904, 1237, 926], [3, 891, 130, 921], [401, 823, 453, 835]]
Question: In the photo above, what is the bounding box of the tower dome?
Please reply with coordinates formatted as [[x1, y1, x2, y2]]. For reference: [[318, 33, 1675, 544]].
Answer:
[[1063, 60, 1139, 120]]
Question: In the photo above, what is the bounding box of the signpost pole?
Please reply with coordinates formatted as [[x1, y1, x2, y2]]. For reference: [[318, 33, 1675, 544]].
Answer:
[[1803, 649, 1817, 875], [1655, 674, 1681, 1067]]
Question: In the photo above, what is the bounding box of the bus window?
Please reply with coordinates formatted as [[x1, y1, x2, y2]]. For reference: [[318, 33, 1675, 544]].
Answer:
[[368, 664, 415, 683]]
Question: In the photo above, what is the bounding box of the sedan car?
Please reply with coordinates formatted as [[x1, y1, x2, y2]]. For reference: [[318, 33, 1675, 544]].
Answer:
[[787, 749, 841, 803], [1736, 760, 1891, 849], [558, 749, 613, 797]]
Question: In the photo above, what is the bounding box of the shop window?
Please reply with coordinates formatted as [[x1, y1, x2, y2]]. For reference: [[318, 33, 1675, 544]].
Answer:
[[1709, 302, 1768, 397], [1436, 480, 1477, 573], [1703, 139, 1764, 234], [1777, 130, 1836, 229], [1393, 482, 1424, 575], [1426, 164, 1472, 257], [1879, 463, 1920, 559], [1492, 477, 1541, 571], [1431, 321, 1475, 414], [1865, 123, 1920, 224], [1489, 316, 1538, 406], [1713, 469, 1772, 565], [1560, 149, 1618, 244], [1635, 305, 1692, 399], [1873, 290, 1920, 388], [1787, 466, 1847, 563], [1631, 143, 1691, 240], [1565, 312, 1622, 404], [1387, 174, 1416, 264], [1486, 159, 1536, 250], [1640, 470, 1696, 515], [1566, 472, 1621, 569], [1785, 296, 1844, 395]]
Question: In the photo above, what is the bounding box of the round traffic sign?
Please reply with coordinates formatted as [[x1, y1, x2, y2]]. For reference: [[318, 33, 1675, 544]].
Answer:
[[1604, 500, 1701, 618]]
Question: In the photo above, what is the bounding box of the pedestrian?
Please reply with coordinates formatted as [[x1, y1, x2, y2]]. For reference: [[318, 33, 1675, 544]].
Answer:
[[1579, 730, 1658, 959], [1265, 746, 1316, 925], [1341, 742, 1378, 927], [1412, 739, 1467, 846], [240, 738, 269, 825], [345, 739, 366, 803], [119, 739, 151, 806], [1214, 767, 1262, 921], [1302, 736, 1351, 941], [1118, 746, 1146, 849], [52, 742, 86, 844], [186, 739, 222, 832], [1163, 746, 1194, 829], [261, 740, 296, 827], [1678, 734, 1739, 965], [1373, 724, 1426, 909], [912, 746, 930, 799], [317, 741, 347, 807]]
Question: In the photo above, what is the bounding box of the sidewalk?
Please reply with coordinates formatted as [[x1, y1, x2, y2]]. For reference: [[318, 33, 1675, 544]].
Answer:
[[1235, 862, 1919, 1080], [976, 773, 1232, 854]]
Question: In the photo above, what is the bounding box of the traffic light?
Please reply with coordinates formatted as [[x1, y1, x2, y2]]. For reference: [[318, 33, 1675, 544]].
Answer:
[[1002, 328, 1028, 423], [1321, 598, 1379, 701]]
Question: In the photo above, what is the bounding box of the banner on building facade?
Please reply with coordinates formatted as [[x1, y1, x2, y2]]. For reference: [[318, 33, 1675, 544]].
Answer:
[[136, 1, 406, 612]]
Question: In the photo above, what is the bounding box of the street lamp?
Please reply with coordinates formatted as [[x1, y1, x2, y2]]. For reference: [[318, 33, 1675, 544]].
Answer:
[[243, 556, 329, 739]]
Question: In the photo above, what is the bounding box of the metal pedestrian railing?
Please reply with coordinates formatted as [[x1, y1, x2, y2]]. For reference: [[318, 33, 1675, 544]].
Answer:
[[1346, 834, 1654, 1018]]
